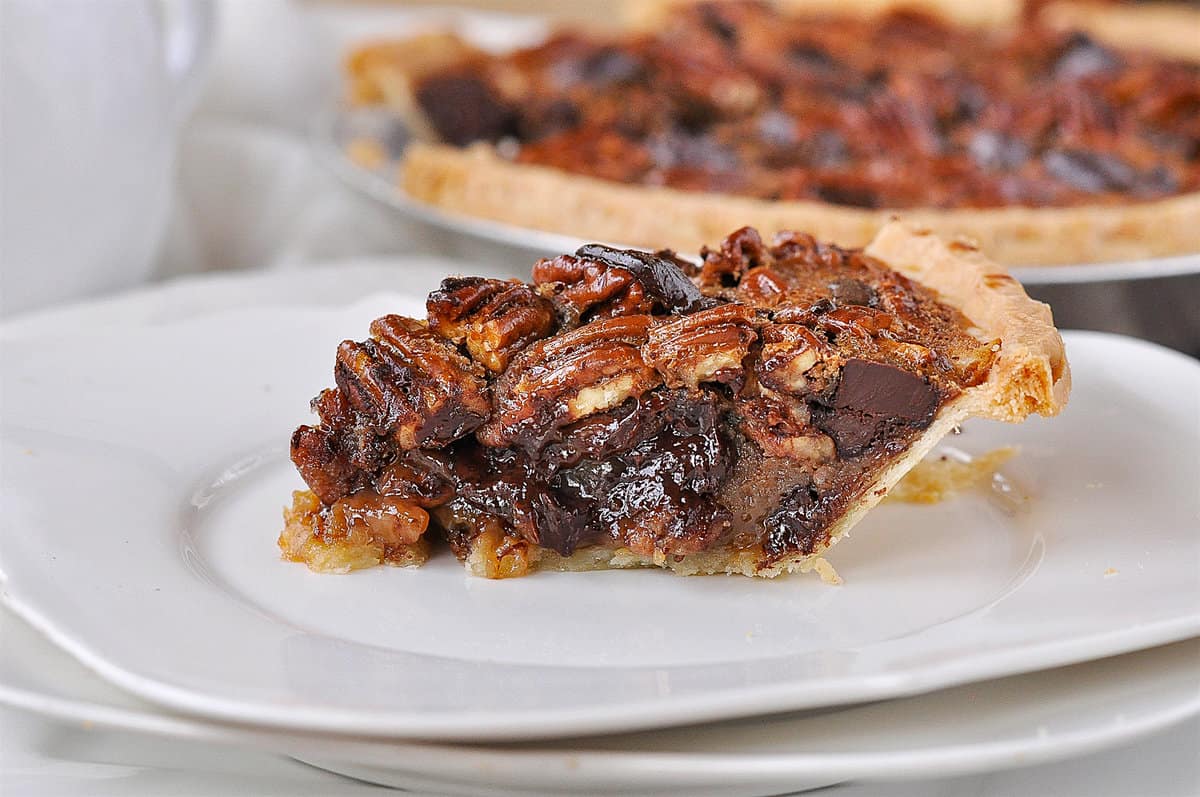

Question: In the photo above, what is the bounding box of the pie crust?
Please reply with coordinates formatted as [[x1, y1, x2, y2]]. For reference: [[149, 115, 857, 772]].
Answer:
[[630, 0, 1200, 55], [348, 3, 1200, 266], [281, 222, 1069, 579], [401, 142, 1200, 267]]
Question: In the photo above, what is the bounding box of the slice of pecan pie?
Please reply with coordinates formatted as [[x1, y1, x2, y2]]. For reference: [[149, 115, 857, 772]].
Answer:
[[281, 223, 1069, 579]]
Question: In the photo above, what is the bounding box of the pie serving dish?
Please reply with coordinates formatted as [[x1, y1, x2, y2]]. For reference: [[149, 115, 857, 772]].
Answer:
[[1, 263, 1197, 741]]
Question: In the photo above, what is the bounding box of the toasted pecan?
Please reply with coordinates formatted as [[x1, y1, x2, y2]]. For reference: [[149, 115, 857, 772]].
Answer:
[[643, 302, 761, 389], [335, 315, 490, 450], [427, 276, 557, 372], [479, 314, 660, 448]]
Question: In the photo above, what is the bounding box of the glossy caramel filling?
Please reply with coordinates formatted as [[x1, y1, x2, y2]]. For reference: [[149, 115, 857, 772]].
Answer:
[[405, 1, 1199, 210], [285, 228, 995, 576]]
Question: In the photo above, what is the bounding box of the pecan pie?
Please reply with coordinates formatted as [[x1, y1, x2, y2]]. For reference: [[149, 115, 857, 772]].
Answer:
[[348, 0, 1200, 265], [280, 223, 1069, 579]]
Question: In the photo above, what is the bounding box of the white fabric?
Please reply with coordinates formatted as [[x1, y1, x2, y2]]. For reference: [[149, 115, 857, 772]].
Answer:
[[155, 0, 546, 279]]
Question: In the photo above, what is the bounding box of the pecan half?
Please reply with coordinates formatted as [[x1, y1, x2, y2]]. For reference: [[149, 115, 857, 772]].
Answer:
[[374, 450, 456, 508], [479, 315, 661, 448], [737, 395, 836, 464], [736, 265, 789, 307], [643, 302, 760, 389], [532, 253, 652, 324], [328, 490, 430, 548], [756, 323, 839, 396], [335, 315, 490, 450], [698, 225, 766, 289], [291, 388, 393, 504], [427, 276, 557, 372], [290, 425, 366, 505]]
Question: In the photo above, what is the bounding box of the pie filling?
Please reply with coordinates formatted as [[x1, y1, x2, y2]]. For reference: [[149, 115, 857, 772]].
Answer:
[[283, 227, 999, 578], [386, 1, 1200, 210]]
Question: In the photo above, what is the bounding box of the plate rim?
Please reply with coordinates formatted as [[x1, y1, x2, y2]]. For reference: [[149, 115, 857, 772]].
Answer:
[[4, 585, 1196, 743], [2, 604, 1198, 789]]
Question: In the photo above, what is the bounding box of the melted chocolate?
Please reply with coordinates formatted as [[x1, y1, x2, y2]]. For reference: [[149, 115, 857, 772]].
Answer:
[[575, 244, 716, 314], [814, 359, 939, 457], [414, 71, 516, 146]]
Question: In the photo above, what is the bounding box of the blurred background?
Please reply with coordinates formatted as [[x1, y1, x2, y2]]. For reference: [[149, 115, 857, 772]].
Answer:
[[1, 0, 1197, 353]]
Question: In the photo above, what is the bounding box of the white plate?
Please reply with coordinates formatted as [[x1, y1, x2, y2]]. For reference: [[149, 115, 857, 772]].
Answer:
[[3, 604, 1198, 797], [1, 268, 1198, 742], [316, 106, 1200, 287]]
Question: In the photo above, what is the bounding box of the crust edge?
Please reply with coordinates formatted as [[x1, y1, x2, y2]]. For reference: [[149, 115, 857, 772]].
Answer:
[[401, 142, 1200, 266]]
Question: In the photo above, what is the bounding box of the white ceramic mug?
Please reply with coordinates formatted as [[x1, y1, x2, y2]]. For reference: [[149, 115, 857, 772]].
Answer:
[[1, 0, 213, 316]]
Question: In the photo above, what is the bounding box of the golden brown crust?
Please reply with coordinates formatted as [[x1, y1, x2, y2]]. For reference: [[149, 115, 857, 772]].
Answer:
[[626, 0, 1200, 62], [1039, 1, 1200, 64], [402, 141, 1200, 266], [866, 222, 1071, 421], [624, 0, 1024, 29]]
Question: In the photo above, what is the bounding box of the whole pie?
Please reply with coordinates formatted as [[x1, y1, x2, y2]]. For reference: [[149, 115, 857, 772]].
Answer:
[[281, 223, 1069, 579], [347, 0, 1200, 265]]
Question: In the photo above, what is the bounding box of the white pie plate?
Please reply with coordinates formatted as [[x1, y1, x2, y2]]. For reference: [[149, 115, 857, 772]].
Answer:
[[1, 265, 1198, 743], [3, 603, 1198, 797]]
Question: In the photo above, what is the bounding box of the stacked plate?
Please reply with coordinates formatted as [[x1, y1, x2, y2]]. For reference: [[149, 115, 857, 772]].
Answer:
[[2, 261, 1198, 796]]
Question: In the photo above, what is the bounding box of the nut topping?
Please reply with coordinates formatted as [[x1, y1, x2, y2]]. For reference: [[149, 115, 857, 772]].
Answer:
[[698, 225, 766, 289], [756, 323, 838, 396], [427, 277, 557, 372], [573, 244, 714, 314], [737, 395, 836, 463], [643, 303, 760, 389], [479, 314, 661, 448], [532, 253, 652, 324], [336, 315, 490, 450]]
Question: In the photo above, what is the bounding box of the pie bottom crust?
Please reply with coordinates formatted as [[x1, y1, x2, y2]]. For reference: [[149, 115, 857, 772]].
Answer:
[[281, 222, 1069, 578], [401, 141, 1200, 267]]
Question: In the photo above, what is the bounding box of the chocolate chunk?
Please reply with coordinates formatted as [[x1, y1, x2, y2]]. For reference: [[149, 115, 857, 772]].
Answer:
[[1053, 32, 1120, 80], [1043, 149, 1136, 194], [581, 48, 643, 85], [764, 481, 823, 556], [757, 110, 799, 147], [1134, 164, 1178, 197], [969, 130, 1029, 171], [814, 182, 879, 209], [814, 359, 938, 456], [806, 130, 850, 169], [414, 72, 516, 146], [646, 130, 739, 171], [575, 243, 717, 314], [788, 44, 838, 73], [699, 3, 738, 44], [828, 278, 877, 308], [518, 99, 581, 141]]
